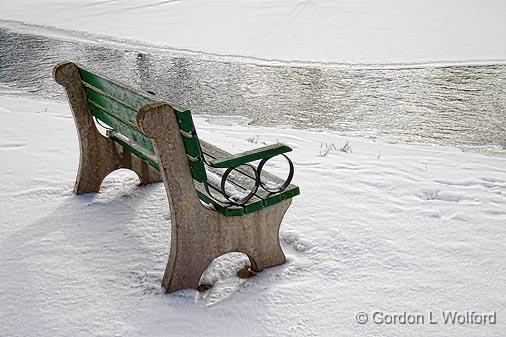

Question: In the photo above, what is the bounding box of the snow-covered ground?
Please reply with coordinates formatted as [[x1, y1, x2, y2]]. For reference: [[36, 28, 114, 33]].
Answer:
[[1, 94, 505, 336], [1, 0, 506, 65]]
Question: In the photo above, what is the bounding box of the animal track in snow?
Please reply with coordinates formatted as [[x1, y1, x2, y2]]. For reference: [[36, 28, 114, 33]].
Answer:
[[0, 142, 27, 149], [418, 188, 479, 204], [281, 231, 313, 253], [435, 178, 506, 193]]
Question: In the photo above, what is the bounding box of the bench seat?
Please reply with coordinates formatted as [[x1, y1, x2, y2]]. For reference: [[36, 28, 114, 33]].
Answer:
[[108, 130, 299, 216]]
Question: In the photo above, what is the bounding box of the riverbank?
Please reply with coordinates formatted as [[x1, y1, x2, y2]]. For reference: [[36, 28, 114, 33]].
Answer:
[[1, 94, 505, 336]]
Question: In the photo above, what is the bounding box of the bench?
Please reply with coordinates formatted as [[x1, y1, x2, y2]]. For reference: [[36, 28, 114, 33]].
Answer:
[[52, 61, 300, 293]]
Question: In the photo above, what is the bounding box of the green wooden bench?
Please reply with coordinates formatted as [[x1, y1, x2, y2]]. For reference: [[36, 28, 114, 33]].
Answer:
[[53, 61, 299, 293]]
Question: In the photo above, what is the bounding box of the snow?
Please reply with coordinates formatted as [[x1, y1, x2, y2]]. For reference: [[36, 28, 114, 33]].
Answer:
[[1, 0, 506, 66], [1, 94, 505, 336]]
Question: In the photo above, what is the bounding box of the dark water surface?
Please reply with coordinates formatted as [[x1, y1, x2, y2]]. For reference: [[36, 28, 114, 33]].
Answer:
[[1, 28, 505, 155]]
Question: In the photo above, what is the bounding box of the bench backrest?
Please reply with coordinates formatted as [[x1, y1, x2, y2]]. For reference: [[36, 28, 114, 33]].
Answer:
[[77, 65, 207, 183]]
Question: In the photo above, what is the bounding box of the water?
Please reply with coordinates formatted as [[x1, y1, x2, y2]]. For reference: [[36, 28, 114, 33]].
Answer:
[[1, 28, 505, 155]]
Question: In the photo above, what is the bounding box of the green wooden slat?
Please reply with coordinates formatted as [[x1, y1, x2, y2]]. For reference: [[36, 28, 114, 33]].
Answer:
[[84, 85, 140, 130], [108, 131, 160, 170], [281, 186, 300, 200], [204, 171, 265, 214], [175, 110, 195, 132], [78, 67, 153, 111], [207, 183, 264, 214], [193, 181, 244, 217], [181, 133, 202, 158], [263, 193, 284, 207], [175, 115, 206, 182], [242, 198, 265, 213], [187, 158, 207, 183], [88, 101, 155, 153], [175, 111, 207, 182], [209, 143, 292, 168]]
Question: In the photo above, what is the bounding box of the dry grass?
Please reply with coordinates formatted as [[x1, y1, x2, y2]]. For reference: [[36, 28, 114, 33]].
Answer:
[[319, 141, 352, 157]]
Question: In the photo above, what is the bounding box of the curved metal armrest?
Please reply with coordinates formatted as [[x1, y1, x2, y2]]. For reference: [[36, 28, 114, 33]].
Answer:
[[208, 143, 292, 168]]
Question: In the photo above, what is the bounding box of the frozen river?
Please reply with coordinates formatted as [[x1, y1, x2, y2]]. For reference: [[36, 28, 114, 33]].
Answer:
[[1, 28, 505, 155]]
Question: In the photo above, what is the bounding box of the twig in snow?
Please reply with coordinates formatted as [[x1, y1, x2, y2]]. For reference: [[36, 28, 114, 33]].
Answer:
[[339, 141, 352, 153], [319, 141, 352, 157]]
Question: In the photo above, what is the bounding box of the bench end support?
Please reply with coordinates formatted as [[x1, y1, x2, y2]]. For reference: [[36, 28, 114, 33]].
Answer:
[[162, 199, 291, 293], [53, 62, 162, 194]]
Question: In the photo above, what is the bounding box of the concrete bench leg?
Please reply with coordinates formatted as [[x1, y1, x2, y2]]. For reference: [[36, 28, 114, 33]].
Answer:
[[53, 61, 162, 194], [160, 199, 290, 293], [138, 104, 291, 293], [244, 200, 290, 273]]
